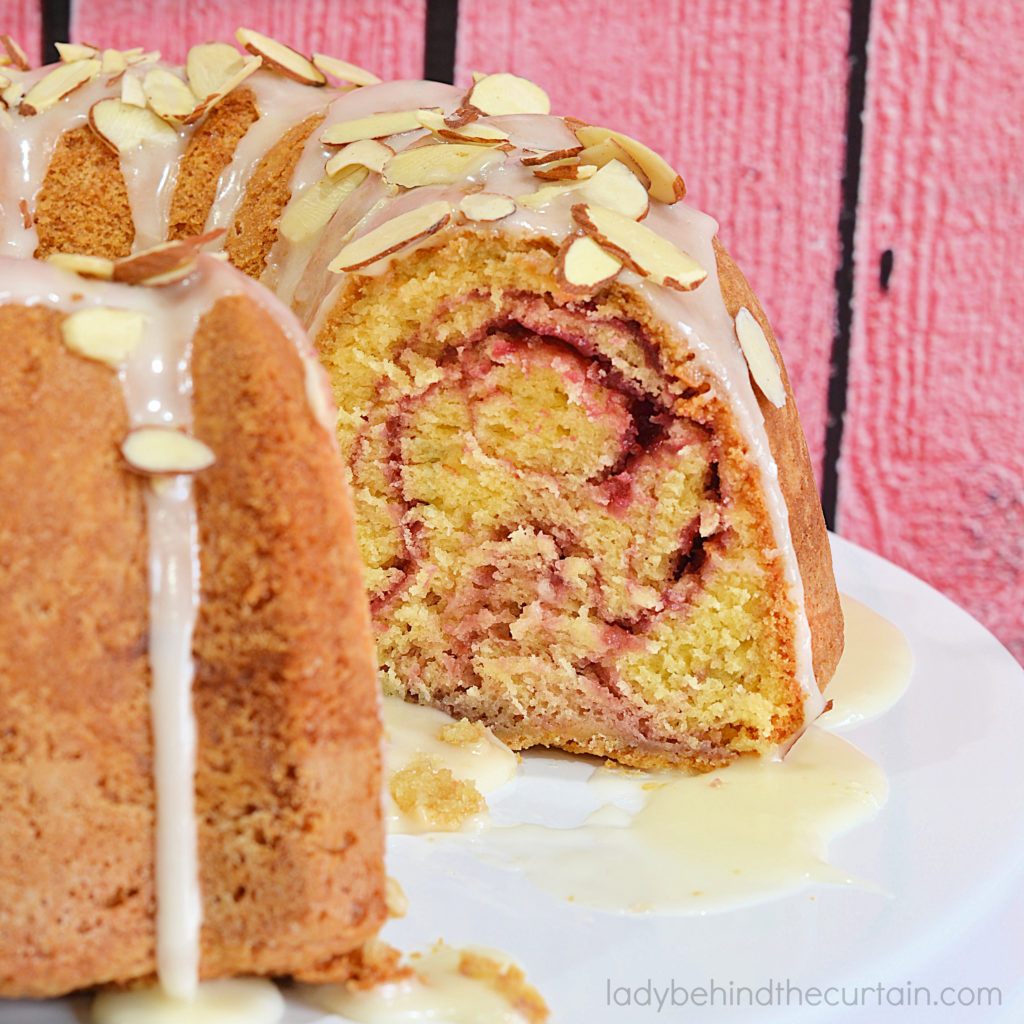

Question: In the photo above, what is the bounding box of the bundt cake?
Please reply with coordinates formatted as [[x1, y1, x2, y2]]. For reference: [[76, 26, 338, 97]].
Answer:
[[0, 32, 842, 814], [0, 249, 385, 999]]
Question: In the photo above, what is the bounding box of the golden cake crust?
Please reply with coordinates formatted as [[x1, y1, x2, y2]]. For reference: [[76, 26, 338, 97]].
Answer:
[[0, 294, 385, 999]]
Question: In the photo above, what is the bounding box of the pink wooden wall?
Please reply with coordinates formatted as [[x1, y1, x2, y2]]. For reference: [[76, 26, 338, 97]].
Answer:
[[2, 0, 1021, 665]]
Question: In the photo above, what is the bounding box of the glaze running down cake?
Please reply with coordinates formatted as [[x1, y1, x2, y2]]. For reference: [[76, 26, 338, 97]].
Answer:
[[0, 250, 386, 999], [0, 32, 841, 809]]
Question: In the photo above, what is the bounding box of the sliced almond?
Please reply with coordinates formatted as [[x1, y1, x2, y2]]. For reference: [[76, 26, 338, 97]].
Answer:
[[56, 42, 99, 63], [734, 306, 786, 408], [382, 143, 496, 188], [1, 79, 24, 110], [143, 67, 196, 123], [464, 72, 550, 116], [577, 136, 651, 190], [1, 35, 29, 71], [417, 108, 510, 145], [125, 49, 160, 67], [90, 97, 179, 153], [101, 48, 128, 76], [459, 192, 516, 222], [556, 234, 622, 293], [112, 230, 224, 286], [521, 146, 582, 167], [186, 42, 249, 100], [324, 138, 393, 176], [20, 59, 101, 115], [321, 108, 432, 146], [572, 203, 705, 291], [577, 159, 649, 219], [184, 54, 261, 123], [236, 27, 325, 86], [532, 159, 596, 181], [280, 166, 369, 244], [574, 125, 685, 204], [120, 73, 145, 108], [122, 427, 216, 476], [516, 180, 575, 210], [61, 307, 146, 368], [328, 200, 452, 273], [46, 252, 115, 279], [312, 52, 381, 86]]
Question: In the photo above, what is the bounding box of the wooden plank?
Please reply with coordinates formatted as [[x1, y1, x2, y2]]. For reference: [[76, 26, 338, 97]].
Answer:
[[70, 0, 427, 80], [841, 1, 1024, 662], [456, 0, 853, 483], [0, 1, 41, 64]]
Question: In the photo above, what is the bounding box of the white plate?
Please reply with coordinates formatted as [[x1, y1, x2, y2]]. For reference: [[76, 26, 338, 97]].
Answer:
[[5, 535, 1024, 1023]]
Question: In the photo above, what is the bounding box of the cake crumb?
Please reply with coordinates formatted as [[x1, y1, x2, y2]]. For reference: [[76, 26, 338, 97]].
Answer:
[[439, 717, 491, 747], [389, 754, 486, 830], [454, 948, 550, 1023]]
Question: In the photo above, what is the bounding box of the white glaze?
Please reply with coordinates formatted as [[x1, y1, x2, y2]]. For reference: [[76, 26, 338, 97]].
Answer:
[[299, 944, 540, 1024], [92, 977, 284, 1024]]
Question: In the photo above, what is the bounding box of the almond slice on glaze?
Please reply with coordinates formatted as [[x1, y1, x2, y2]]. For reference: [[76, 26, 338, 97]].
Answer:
[[532, 159, 596, 181], [312, 53, 381, 86], [143, 67, 197, 123], [521, 146, 583, 167], [61, 307, 147, 368], [101, 48, 128, 75], [1, 35, 29, 71], [90, 98, 179, 153], [184, 54, 261, 123], [417, 108, 511, 145], [382, 144, 496, 188], [321, 109, 433, 146], [458, 192, 516, 222], [576, 136, 651, 191], [120, 73, 146, 108], [56, 42, 99, 63], [1, 79, 24, 110], [280, 166, 370, 244], [574, 125, 685, 203], [328, 200, 453, 273], [555, 234, 622, 293], [20, 59, 101, 115], [735, 306, 786, 408], [324, 138, 394, 176], [576, 159, 649, 219], [572, 203, 706, 291], [464, 72, 550, 115], [235, 27, 325, 86], [46, 252, 116, 279], [122, 427, 216, 476], [112, 230, 225, 286]]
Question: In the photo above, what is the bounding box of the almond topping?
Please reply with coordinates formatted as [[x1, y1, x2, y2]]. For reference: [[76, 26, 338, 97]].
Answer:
[[465, 72, 550, 116], [734, 307, 786, 408], [61, 307, 146, 368], [521, 146, 583, 166], [280, 166, 369, 244], [120, 73, 145, 108], [1, 79, 23, 110], [184, 54, 261, 123], [577, 136, 651, 190], [46, 252, 115, 279], [235, 28, 325, 86], [328, 200, 453, 273], [321, 108, 432, 146], [122, 427, 216, 476], [532, 159, 596, 181], [101, 48, 128, 76], [418, 108, 511, 144], [89, 98, 179, 153], [555, 234, 622, 293], [186, 42, 252, 100], [574, 125, 686, 203], [142, 67, 197, 123], [112, 231, 224, 286], [312, 53, 381, 86], [20, 59, 101, 115], [576, 159, 649, 219], [1, 35, 29, 71], [459, 192, 516, 222], [571, 203, 705, 291], [56, 42, 99, 63], [382, 143, 497, 188], [324, 138, 394, 176]]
